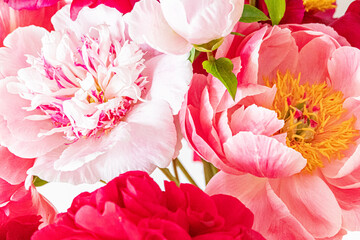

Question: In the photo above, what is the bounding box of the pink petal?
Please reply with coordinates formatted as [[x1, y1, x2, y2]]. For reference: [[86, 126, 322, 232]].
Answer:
[[181, 107, 234, 174], [52, 5, 126, 41], [94, 100, 177, 182], [270, 174, 342, 238], [0, 147, 34, 185], [30, 185, 57, 225], [328, 47, 360, 98], [0, 78, 65, 158], [205, 172, 314, 240], [124, 0, 192, 55], [143, 53, 192, 114], [296, 35, 337, 84], [258, 26, 298, 82], [223, 132, 306, 178], [230, 104, 284, 136], [216, 110, 232, 144], [28, 145, 104, 184], [0, 26, 48, 77]]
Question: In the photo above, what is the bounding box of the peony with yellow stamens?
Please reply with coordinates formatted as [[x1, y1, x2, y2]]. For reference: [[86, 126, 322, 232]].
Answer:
[[180, 22, 360, 240]]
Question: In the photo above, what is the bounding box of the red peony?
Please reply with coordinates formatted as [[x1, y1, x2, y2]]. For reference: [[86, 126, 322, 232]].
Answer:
[[0, 213, 41, 240], [32, 171, 264, 240], [70, 0, 142, 20], [330, 0, 360, 48]]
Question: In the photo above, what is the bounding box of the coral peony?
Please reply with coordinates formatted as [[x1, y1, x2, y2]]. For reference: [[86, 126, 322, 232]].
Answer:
[[125, 0, 244, 54], [0, 0, 65, 46], [181, 22, 360, 239], [0, 147, 57, 239], [32, 171, 264, 240], [0, 5, 192, 184]]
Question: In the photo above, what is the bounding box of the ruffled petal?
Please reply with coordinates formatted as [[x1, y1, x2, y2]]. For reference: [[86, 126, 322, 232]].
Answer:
[[0, 147, 34, 185], [0, 26, 48, 77], [205, 172, 314, 240], [270, 174, 342, 238], [328, 47, 360, 98], [296, 34, 337, 84], [230, 104, 284, 136], [223, 132, 306, 178], [52, 5, 126, 41], [94, 100, 177, 182]]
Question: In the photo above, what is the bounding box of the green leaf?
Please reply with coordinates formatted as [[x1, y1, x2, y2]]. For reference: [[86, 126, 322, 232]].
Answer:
[[33, 176, 48, 187], [264, 0, 286, 25], [202, 58, 238, 100], [188, 48, 196, 63], [239, 4, 270, 23]]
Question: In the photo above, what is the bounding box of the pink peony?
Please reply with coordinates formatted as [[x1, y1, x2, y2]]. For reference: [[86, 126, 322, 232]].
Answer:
[[0, 5, 192, 184], [180, 22, 360, 239], [32, 171, 264, 240], [125, 0, 244, 54], [0, 0, 65, 46], [0, 147, 57, 239]]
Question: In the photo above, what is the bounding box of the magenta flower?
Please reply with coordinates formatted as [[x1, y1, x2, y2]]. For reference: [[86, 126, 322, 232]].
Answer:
[[180, 22, 360, 239], [330, 0, 360, 48], [32, 171, 264, 240], [0, 0, 65, 46], [0, 147, 57, 239]]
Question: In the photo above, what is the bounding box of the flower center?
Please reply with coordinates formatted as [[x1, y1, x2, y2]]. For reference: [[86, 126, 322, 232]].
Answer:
[[26, 25, 147, 142], [266, 71, 359, 172], [302, 0, 336, 12]]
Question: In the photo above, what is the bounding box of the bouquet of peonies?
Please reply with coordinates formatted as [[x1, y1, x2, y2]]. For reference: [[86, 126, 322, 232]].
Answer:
[[0, 0, 360, 239]]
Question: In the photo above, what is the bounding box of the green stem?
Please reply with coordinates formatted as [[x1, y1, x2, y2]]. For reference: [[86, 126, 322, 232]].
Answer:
[[206, 52, 215, 62], [160, 168, 180, 186], [175, 158, 199, 187], [249, 0, 256, 7], [172, 158, 180, 183]]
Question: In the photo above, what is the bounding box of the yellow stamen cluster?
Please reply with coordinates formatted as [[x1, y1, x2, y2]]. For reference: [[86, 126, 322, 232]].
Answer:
[[266, 71, 359, 172], [303, 0, 336, 12]]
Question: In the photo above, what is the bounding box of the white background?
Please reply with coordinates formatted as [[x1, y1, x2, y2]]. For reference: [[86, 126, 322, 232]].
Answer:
[[38, 0, 360, 239]]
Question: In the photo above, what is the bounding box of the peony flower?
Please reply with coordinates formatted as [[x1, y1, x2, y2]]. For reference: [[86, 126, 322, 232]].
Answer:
[[180, 22, 360, 239], [0, 0, 65, 46], [0, 5, 192, 184], [0, 215, 41, 240], [32, 171, 264, 240], [330, 0, 360, 48], [125, 0, 244, 54], [0, 146, 57, 239]]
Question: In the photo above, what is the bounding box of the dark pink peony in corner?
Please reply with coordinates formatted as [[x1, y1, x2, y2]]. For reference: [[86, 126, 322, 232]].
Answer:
[[32, 171, 264, 240], [0, 0, 65, 46], [70, 0, 142, 20], [4, 0, 61, 10], [330, 0, 360, 48], [0, 147, 57, 240]]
